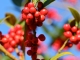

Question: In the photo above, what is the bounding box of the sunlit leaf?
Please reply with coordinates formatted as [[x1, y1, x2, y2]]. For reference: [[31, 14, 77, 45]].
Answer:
[[50, 52, 74, 60], [44, 0, 55, 7], [69, 7, 80, 22], [4, 13, 17, 27], [32, 0, 39, 6]]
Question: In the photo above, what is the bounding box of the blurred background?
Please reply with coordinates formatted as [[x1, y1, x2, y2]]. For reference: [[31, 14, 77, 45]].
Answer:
[[0, 0, 80, 60]]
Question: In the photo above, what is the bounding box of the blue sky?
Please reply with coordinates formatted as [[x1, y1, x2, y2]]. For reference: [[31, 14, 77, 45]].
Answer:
[[0, 0, 80, 60]]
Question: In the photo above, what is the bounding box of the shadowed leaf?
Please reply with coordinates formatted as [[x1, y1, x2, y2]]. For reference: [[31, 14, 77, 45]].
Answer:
[[12, 0, 23, 7], [44, 0, 55, 7]]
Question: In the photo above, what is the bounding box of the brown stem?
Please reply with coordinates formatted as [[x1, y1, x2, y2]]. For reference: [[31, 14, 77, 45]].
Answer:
[[0, 44, 17, 60], [58, 39, 69, 53], [15, 48, 24, 60], [21, 21, 27, 60]]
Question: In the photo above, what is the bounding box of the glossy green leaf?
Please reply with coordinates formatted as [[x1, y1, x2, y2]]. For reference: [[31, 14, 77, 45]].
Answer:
[[50, 52, 74, 60], [44, 0, 55, 7], [4, 13, 17, 27], [69, 7, 80, 22]]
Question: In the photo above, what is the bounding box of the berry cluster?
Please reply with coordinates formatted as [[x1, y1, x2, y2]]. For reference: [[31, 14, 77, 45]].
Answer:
[[21, 2, 47, 60], [1, 25, 24, 53], [21, 2, 48, 30], [63, 24, 80, 45], [25, 32, 45, 60]]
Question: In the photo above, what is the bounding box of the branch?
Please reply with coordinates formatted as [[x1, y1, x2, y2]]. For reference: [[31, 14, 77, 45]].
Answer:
[[58, 39, 69, 53], [15, 48, 24, 60], [0, 44, 17, 60]]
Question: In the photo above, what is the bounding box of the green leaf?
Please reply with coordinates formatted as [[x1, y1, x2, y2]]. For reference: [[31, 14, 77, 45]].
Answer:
[[0, 19, 3, 24], [50, 52, 74, 60], [2, 55, 11, 60], [12, 0, 23, 7], [32, 0, 39, 6], [4, 13, 17, 27], [69, 7, 80, 22], [44, 55, 50, 60], [44, 0, 55, 7], [22, 0, 30, 7]]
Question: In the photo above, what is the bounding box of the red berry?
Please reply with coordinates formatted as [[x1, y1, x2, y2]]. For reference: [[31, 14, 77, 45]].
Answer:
[[31, 46, 38, 52], [19, 36, 24, 42], [14, 35, 20, 40], [40, 9, 48, 15], [22, 7, 29, 14], [21, 13, 27, 20], [5, 34, 10, 38], [76, 34, 80, 41], [32, 37, 38, 44], [67, 43, 73, 47], [30, 7, 36, 13], [26, 18, 33, 25], [31, 54, 37, 60], [35, 11, 40, 17], [15, 25, 22, 30], [9, 32, 15, 37], [9, 28, 15, 33], [15, 39, 19, 44], [2, 37, 8, 43], [8, 37, 13, 42], [28, 2, 34, 8], [40, 15, 45, 22], [25, 40, 32, 47], [38, 34, 45, 41], [29, 24, 37, 30], [63, 24, 71, 31], [37, 2, 43, 9], [3, 43, 9, 49], [76, 30, 80, 34], [71, 26, 77, 32], [16, 30, 24, 36], [70, 36, 77, 43], [10, 40, 16, 47], [63, 31, 72, 38], [27, 33, 33, 40], [7, 47, 14, 53], [27, 13, 33, 20], [27, 50, 33, 55]]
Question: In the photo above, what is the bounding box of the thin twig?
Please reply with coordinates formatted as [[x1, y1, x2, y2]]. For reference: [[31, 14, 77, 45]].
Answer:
[[0, 44, 17, 60], [58, 39, 69, 53]]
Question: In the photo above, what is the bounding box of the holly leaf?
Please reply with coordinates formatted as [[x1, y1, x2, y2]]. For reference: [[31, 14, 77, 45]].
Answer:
[[50, 52, 74, 60], [44, 0, 55, 7], [4, 13, 17, 27], [69, 7, 80, 22]]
